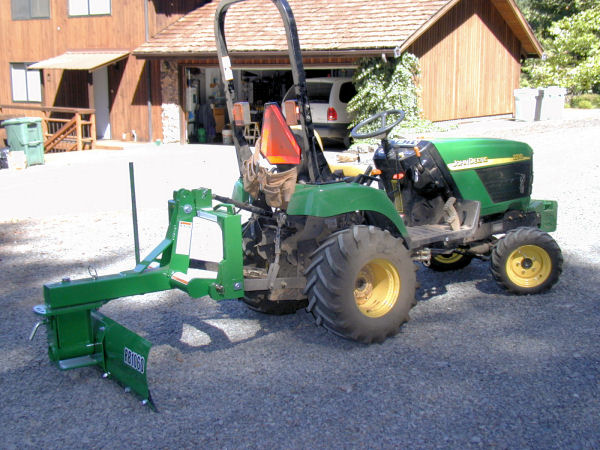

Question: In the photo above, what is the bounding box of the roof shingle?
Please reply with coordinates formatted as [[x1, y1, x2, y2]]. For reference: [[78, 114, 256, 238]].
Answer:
[[135, 0, 452, 56]]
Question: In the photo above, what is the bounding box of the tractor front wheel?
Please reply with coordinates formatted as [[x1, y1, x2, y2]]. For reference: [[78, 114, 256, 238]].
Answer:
[[491, 227, 562, 294], [305, 225, 416, 344]]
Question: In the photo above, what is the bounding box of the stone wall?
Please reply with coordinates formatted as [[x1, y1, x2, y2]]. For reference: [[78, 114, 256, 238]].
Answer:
[[160, 61, 180, 143]]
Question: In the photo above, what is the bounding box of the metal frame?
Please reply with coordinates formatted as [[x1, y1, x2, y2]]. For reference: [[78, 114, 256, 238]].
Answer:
[[214, 0, 331, 183], [34, 188, 244, 409]]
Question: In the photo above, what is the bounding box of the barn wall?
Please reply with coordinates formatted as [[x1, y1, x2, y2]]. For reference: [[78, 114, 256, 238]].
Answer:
[[148, 0, 207, 36], [409, 0, 522, 121], [0, 0, 198, 142]]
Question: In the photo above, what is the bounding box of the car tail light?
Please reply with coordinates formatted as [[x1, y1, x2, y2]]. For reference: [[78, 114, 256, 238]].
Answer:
[[327, 107, 337, 121], [233, 102, 251, 126]]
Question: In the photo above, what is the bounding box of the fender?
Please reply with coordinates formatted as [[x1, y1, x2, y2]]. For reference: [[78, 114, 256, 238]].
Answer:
[[286, 182, 408, 237]]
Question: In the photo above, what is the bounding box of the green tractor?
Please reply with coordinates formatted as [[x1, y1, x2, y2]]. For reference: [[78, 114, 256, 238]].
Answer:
[[32, 0, 562, 408], [217, 0, 562, 339]]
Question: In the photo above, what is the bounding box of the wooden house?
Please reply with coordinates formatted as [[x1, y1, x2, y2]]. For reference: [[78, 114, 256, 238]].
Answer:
[[0, 0, 205, 148], [1, 0, 542, 147], [134, 0, 542, 142]]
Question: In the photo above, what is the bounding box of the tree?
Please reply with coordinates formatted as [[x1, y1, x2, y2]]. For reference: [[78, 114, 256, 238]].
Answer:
[[516, 0, 585, 38], [522, 3, 600, 94]]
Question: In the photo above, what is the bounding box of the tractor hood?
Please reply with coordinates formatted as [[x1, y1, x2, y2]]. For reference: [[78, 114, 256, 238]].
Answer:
[[428, 138, 533, 172]]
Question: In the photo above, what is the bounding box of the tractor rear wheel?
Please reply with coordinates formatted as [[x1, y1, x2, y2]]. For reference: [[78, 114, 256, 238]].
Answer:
[[427, 252, 473, 271], [491, 227, 562, 294], [242, 291, 307, 315], [304, 225, 416, 344]]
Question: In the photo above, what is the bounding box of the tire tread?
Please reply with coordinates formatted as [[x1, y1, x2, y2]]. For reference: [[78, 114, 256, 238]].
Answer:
[[491, 227, 562, 295], [305, 225, 416, 344]]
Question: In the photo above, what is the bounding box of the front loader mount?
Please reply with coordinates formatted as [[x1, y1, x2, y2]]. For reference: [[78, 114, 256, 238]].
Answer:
[[32, 188, 244, 409]]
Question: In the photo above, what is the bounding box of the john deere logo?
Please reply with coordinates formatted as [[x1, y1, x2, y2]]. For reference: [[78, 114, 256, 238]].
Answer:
[[448, 154, 531, 171], [448, 157, 489, 170]]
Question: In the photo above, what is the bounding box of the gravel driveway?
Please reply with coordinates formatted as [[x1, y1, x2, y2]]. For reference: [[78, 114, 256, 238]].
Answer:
[[1, 110, 599, 448]]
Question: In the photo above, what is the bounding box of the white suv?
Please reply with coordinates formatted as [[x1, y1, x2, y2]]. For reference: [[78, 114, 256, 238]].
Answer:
[[283, 77, 356, 146]]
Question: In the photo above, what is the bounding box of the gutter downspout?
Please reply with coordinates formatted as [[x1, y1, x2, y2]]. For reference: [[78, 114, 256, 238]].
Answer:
[[144, 0, 153, 142]]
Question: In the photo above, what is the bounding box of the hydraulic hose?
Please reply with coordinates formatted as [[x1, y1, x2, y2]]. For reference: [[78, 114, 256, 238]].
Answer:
[[212, 194, 273, 217]]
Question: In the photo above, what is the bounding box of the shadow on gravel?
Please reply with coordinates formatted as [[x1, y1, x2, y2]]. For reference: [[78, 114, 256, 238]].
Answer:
[[0, 219, 136, 292], [120, 250, 600, 360], [149, 307, 282, 354], [4, 232, 599, 447], [415, 257, 495, 302], [117, 296, 318, 354], [413, 252, 580, 301], [1, 222, 130, 293]]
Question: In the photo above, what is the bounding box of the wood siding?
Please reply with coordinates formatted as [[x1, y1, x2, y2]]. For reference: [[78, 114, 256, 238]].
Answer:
[[148, 0, 207, 36], [0, 0, 198, 141], [160, 0, 524, 123], [409, 0, 522, 121]]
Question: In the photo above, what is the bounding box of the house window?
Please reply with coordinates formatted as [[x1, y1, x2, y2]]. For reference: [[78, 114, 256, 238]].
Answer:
[[11, 0, 50, 20], [68, 0, 111, 16], [10, 63, 42, 103]]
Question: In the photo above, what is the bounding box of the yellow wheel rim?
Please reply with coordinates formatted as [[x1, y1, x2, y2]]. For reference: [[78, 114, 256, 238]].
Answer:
[[354, 259, 400, 318], [434, 253, 463, 264], [505, 245, 552, 288]]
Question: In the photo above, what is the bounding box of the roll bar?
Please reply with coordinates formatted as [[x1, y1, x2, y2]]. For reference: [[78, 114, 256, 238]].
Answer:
[[214, 0, 331, 183]]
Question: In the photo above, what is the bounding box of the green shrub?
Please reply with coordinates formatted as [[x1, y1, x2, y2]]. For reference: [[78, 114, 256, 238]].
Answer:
[[575, 100, 593, 109], [570, 94, 600, 108], [347, 54, 435, 141]]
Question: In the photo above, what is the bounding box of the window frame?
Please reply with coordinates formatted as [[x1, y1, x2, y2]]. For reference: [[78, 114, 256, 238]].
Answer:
[[339, 82, 357, 104], [11, 0, 50, 20], [68, 0, 112, 17], [10, 63, 43, 104]]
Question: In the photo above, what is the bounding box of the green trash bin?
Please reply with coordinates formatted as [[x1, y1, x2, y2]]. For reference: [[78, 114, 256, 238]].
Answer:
[[1, 117, 45, 166], [197, 127, 207, 143]]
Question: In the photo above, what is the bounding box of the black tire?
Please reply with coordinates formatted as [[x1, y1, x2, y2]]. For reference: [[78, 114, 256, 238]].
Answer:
[[427, 252, 473, 272], [304, 225, 416, 344], [491, 227, 562, 295], [242, 291, 307, 315]]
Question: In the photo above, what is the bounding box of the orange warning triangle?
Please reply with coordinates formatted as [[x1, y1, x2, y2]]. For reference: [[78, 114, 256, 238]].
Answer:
[[260, 103, 301, 165]]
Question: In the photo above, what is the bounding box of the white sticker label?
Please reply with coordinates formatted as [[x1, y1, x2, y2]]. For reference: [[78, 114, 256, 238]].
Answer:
[[190, 216, 223, 263], [222, 56, 233, 81], [175, 221, 193, 255], [123, 347, 145, 374]]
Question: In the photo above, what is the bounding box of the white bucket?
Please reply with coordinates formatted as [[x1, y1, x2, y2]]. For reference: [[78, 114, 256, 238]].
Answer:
[[222, 129, 233, 145], [8, 150, 26, 170]]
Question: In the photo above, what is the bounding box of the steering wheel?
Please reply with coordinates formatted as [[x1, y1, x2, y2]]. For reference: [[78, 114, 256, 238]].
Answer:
[[350, 110, 405, 139]]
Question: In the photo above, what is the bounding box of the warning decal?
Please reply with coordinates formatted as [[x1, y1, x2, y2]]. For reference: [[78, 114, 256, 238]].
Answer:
[[175, 221, 193, 255]]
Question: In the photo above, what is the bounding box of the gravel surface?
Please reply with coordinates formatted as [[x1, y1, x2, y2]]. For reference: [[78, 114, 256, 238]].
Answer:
[[1, 109, 599, 448]]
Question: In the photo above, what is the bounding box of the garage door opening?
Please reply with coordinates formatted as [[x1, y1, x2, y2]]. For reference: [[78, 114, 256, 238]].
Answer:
[[183, 66, 354, 145]]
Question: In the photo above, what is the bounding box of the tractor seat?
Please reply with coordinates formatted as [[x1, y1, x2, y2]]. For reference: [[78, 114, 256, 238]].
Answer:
[[289, 125, 366, 180]]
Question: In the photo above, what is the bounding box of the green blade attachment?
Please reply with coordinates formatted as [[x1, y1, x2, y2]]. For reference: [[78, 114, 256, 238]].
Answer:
[[36, 187, 245, 410], [93, 312, 155, 410]]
